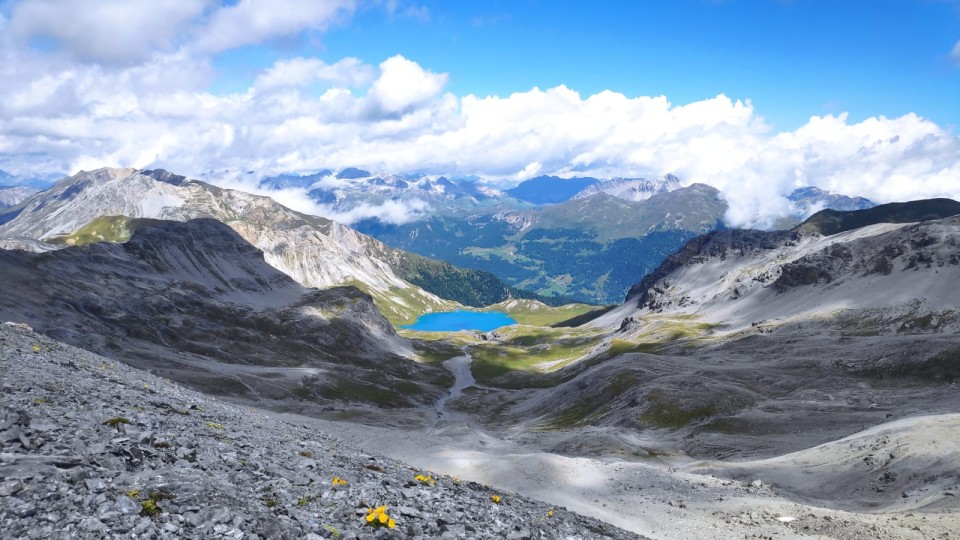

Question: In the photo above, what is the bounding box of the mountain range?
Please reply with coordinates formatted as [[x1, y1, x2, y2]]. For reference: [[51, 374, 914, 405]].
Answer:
[[356, 183, 728, 303], [0, 168, 547, 322], [2, 165, 959, 538], [228, 168, 880, 304]]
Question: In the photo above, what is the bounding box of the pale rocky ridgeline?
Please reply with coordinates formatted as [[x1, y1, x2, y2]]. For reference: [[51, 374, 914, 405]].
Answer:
[[0, 167, 453, 323], [606, 214, 960, 331], [0, 323, 639, 539], [569, 174, 682, 202], [0, 219, 441, 410]]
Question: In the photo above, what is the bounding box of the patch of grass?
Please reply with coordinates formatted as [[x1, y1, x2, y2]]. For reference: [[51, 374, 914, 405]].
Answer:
[[103, 416, 131, 428], [138, 490, 174, 518], [205, 421, 225, 430], [480, 300, 600, 327], [44, 216, 166, 247], [409, 339, 463, 365], [318, 380, 415, 408], [345, 280, 459, 327], [468, 326, 606, 384], [297, 495, 317, 506], [543, 402, 604, 430], [640, 391, 717, 429], [140, 499, 160, 517], [539, 374, 638, 430]]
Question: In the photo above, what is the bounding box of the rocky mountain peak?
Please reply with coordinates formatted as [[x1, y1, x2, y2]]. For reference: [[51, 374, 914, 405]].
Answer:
[[570, 174, 682, 202]]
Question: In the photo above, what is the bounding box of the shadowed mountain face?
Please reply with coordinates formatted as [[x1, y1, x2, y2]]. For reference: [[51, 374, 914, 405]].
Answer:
[[0, 219, 446, 409], [505, 175, 600, 204], [797, 198, 960, 236]]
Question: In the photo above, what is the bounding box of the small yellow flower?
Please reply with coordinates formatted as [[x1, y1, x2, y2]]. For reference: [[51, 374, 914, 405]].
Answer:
[[331, 476, 347, 487], [414, 474, 435, 486], [490, 494, 501, 504], [363, 505, 396, 529], [548, 510, 554, 517], [32, 345, 40, 352]]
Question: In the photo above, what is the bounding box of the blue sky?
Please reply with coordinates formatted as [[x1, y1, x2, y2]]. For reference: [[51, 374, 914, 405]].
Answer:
[[1, 0, 959, 226], [213, 0, 960, 131]]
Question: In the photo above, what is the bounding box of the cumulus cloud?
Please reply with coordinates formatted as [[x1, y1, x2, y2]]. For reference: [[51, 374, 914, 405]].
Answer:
[[0, 5, 958, 229], [4, 0, 355, 64], [193, 0, 355, 53], [8, 0, 208, 64], [204, 170, 430, 225], [254, 57, 375, 91], [367, 55, 448, 114]]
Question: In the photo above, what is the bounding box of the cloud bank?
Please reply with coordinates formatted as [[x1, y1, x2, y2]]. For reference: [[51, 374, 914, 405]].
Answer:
[[0, 0, 957, 228]]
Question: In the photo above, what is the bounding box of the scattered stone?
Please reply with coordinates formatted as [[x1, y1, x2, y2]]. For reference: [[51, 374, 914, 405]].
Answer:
[[0, 324, 639, 539]]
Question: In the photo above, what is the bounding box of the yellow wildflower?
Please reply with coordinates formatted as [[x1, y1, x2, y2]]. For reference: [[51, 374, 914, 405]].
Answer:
[[364, 505, 395, 529], [414, 474, 435, 486], [331, 476, 347, 487], [490, 494, 501, 504]]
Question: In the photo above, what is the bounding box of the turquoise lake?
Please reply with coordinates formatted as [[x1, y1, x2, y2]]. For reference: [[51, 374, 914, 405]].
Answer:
[[402, 310, 517, 332]]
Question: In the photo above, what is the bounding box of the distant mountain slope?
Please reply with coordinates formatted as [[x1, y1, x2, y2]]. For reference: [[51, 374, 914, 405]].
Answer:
[[787, 186, 875, 215], [528, 183, 724, 241], [0, 218, 448, 408], [0, 168, 535, 323], [243, 168, 526, 219], [598, 201, 960, 332], [503, 208, 960, 462], [358, 184, 727, 303], [0, 186, 38, 208], [570, 174, 681, 202], [797, 198, 960, 236], [505, 175, 600, 204]]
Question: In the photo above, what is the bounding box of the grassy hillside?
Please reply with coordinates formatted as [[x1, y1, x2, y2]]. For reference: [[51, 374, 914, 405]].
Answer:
[[44, 215, 166, 246]]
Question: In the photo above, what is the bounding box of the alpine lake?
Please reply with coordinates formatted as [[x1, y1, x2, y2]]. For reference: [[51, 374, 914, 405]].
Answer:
[[401, 310, 517, 332]]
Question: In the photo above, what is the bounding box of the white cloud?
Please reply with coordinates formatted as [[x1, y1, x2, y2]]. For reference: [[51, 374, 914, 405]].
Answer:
[[367, 55, 448, 114], [3, 0, 355, 65], [254, 57, 375, 91], [0, 12, 958, 230], [203, 171, 431, 225], [8, 0, 209, 65], [192, 0, 355, 53]]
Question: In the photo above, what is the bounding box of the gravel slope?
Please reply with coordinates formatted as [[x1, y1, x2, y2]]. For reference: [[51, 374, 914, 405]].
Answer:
[[0, 323, 639, 540]]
